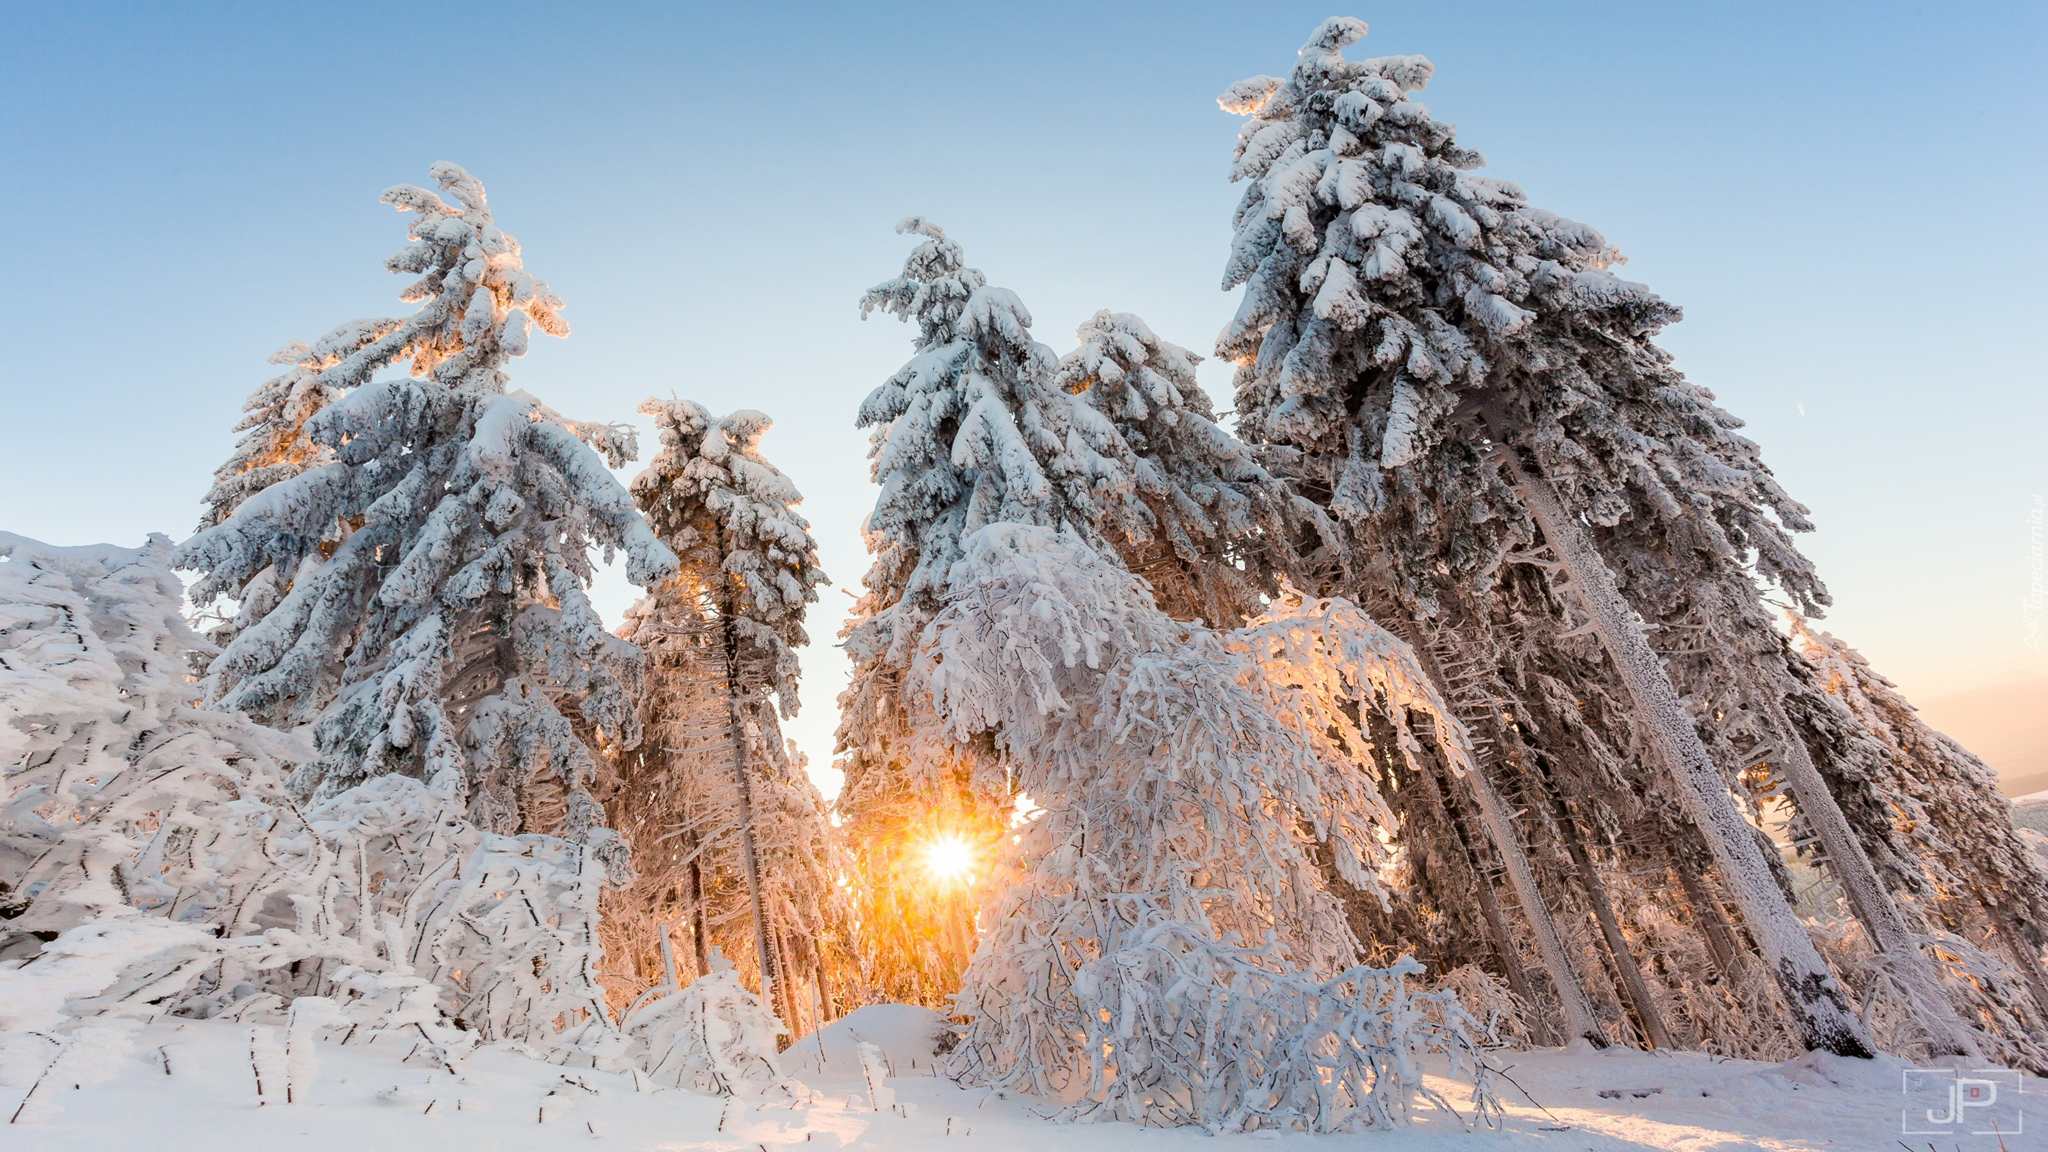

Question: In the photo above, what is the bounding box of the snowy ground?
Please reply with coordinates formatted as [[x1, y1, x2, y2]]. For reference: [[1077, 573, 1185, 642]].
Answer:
[[2, 1005, 2036, 1151]]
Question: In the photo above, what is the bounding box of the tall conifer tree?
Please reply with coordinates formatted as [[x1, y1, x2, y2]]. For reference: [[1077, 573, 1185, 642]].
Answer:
[[834, 220, 1112, 1003], [607, 398, 842, 1028], [175, 163, 675, 879]]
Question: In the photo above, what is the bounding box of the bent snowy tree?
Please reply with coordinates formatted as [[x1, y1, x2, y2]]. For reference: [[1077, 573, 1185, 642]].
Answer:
[[1215, 17, 1886, 1056], [928, 527, 1501, 1130]]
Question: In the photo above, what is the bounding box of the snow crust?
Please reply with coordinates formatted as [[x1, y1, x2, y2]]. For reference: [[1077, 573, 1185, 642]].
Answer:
[[4, 1008, 2038, 1150]]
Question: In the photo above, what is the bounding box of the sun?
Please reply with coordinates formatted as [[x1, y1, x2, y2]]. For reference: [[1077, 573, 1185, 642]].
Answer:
[[921, 834, 976, 886]]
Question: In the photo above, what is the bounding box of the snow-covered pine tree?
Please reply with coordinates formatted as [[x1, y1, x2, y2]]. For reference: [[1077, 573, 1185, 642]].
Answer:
[[1052, 309, 1323, 625], [834, 219, 1117, 1004], [1216, 17, 1871, 1056], [606, 397, 843, 1031], [174, 163, 675, 881]]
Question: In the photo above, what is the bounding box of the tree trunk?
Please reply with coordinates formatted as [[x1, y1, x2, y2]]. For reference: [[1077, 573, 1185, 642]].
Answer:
[[1670, 853, 1743, 983], [814, 954, 837, 1023], [774, 923, 802, 1035], [658, 924, 680, 988], [1457, 765, 1606, 1045], [1989, 901, 2048, 1021], [686, 845, 712, 979], [1500, 447, 1874, 1058], [1393, 618, 1606, 1045], [1433, 768, 1552, 1045], [1534, 769, 1675, 1049], [1761, 694, 1979, 1057], [1409, 733, 1548, 1041], [715, 529, 782, 1024]]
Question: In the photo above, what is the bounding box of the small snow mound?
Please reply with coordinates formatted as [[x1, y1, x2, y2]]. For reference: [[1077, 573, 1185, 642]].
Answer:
[[788, 1004, 950, 1078], [1767, 1049, 1911, 1093]]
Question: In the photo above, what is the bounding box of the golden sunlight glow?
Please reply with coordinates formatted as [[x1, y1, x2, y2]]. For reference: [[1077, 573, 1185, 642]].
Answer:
[[920, 834, 976, 886]]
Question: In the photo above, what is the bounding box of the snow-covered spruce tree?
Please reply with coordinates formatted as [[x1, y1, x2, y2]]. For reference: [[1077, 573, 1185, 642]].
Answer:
[[605, 397, 843, 1030], [930, 529, 1497, 1131], [1052, 310, 1323, 625], [174, 164, 675, 881], [1216, 17, 1872, 1056], [834, 219, 1119, 1004]]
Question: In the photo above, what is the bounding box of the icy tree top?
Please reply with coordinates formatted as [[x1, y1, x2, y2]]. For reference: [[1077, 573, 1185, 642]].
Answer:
[[1055, 310, 1323, 622], [343, 161, 566, 396], [1219, 18, 1820, 610], [853, 220, 1119, 640], [630, 397, 827, 713]]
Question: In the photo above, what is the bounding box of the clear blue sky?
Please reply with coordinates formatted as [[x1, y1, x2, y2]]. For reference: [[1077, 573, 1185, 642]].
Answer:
[[3, 2, 2042, 792]]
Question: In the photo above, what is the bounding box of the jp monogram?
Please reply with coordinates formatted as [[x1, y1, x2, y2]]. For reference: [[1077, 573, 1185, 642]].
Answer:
[[1901, 1068, 2023, 1138]]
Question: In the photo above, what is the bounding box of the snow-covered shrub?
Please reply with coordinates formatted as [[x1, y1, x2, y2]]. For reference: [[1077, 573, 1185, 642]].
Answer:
[[928, 525, 1499, 1130], [1808, 912, 2048, 1074], [1060, 899, 1499, 1132], [1429, 964, 1529, 1049], [0, 533, 622, 1067], [299, 776, 617, 1055], [0, 532, 308, 956], [619, 962, 790, 1095]]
